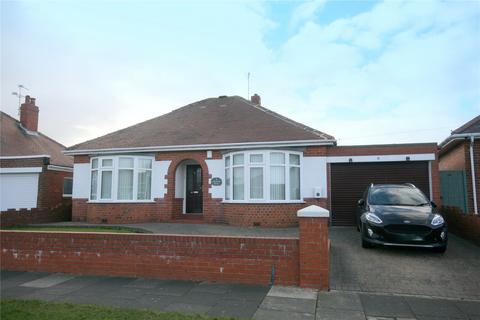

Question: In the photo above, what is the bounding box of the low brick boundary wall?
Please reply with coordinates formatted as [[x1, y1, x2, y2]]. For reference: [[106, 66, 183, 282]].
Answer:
[[443, 206, 480, 246], [1, 206, 330, 289], [0, 232, 300, 286]]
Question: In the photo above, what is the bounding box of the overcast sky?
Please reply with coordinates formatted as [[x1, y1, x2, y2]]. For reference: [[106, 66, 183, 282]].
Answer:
[[1, 0, 479, 147]]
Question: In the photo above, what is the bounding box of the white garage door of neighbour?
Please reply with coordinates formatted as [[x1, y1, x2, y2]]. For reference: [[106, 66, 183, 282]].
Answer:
[[0, 173, 39, 211]]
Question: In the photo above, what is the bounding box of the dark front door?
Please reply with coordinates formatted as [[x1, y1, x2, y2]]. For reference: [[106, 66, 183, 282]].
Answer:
[[186, 165, 203, 213]]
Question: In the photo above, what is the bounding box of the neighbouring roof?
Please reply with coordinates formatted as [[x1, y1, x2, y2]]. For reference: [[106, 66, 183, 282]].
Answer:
[[439, 115, 480, 155], [452, 115, 480, 135], [67, 95, 335, 152], [0, 111, 73, 167]]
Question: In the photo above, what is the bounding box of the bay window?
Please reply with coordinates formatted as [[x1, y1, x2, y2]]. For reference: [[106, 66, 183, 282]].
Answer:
[[90, 156, 153, 202], [224, 151, 302, 202]]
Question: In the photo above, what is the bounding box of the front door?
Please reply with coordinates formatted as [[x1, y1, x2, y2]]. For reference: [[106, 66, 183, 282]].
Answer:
[[186, 165, 203, 213]]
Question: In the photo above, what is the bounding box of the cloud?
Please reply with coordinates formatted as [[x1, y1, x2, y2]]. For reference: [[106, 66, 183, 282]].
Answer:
[[1, 0, 478, 147], [289, 0, 327, 30]]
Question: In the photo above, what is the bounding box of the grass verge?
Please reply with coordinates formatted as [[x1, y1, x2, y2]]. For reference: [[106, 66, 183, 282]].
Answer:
[[0, 299, 236, 320], [1, 225, 151, 233]]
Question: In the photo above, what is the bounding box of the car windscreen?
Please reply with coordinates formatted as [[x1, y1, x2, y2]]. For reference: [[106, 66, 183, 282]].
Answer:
[[368, 187, 429, 206]]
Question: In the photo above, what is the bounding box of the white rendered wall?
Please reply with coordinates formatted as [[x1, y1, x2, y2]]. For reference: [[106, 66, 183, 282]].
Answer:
[[72, 163, 90, 199], [206, 159, 224, 199], [152, 160, 170, 199], [302, 156, 328, 198], [0, 173, 39, 210]]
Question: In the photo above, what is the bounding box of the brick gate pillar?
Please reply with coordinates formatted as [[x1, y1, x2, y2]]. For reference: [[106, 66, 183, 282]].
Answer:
[[297, 205, 330, 290]]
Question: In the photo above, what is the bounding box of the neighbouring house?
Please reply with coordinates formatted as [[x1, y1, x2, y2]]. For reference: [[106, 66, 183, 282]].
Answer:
[[0, 96, 73, 227], [66, 94, 440, 227], [439, 116, 480, 215]]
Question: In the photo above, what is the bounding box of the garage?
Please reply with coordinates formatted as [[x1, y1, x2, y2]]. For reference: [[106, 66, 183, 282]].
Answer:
[[330, 161, 431, 226], [0, 172, 39, 211]]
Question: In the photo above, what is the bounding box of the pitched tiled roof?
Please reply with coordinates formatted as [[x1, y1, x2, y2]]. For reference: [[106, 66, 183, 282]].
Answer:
[[452, 115, 480, 134], [0, 111, 73, 167], [67, 96, 335, 152]]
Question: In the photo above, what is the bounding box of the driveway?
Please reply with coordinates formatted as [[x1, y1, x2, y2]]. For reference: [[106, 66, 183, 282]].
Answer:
[[329, 227, 480, 300]]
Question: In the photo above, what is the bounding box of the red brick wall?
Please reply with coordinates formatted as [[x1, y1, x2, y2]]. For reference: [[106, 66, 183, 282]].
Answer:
[[328, 143, 438, 156], [224, 198, 328, 227], [304, 146, 328, 156], [0, 231, 300, 286], [298, 216, 329, 289], [72, 199, 88, 222], [464, 140, 480, 214], [1, 162, 72, 227], [439, 142, 466, 171], [443, 206, 480, 246], [0, 157, 46, 168], [73, 155, 90, 164]]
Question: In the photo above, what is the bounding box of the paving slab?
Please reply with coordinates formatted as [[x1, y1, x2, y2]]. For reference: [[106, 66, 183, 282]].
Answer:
[[259, 296, 317, 314], [360, 294, 414, 318], [124, 278, 169, 289], [455, 300, 480, 316], [317, 290, 363, 311], [133, 294, 179, 311], [223, 284, 270, 301], [189, 282, 232, 294], [253, 308, 315, 320], [0, 271, 50, 290], [163, 302, 212, 314], [178, 291, 225, 306], [146, 280, 197, 296], [316, 307, 366, 320], [1, 286, 38, 299], [207, 298, 261, 319], [21, 273, 76, 288], [405, 297, 468, 319], [38, 275, 104, 295], [267, 285, 318, 300]]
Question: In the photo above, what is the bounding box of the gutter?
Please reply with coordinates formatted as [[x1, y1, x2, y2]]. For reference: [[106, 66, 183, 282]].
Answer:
[[63, 139, 337, 156], [440, 133, 479, 215]]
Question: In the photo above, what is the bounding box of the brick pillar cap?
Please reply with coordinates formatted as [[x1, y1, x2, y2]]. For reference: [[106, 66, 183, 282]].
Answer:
[[297, 205, 330, 218]]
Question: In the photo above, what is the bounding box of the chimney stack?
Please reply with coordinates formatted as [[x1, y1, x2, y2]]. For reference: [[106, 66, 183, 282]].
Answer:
[[251, 93, 261, 106], [20, 95, 39, 132]]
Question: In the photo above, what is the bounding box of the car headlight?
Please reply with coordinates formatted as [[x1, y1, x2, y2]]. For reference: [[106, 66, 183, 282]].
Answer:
[[366, 212, 382, 224], [431, 214, 444, 226]]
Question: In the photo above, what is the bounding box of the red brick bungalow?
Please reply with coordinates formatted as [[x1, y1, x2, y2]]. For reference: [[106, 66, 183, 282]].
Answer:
[[66, 95, 440, 227], [0, 96, 73, 226], [439, 115, 480, 214]]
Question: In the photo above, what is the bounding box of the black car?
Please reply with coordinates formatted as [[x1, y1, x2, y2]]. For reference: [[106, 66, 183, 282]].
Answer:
[[356, 183, 447, 253]]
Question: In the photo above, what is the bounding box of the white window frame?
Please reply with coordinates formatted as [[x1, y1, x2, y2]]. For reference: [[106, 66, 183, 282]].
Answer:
[[89, 156, 154, 203], [223, 150, 303, 203]]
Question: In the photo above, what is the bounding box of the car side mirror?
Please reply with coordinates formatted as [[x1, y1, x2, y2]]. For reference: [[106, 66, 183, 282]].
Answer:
[[431, 201, 437, 208], [357, 199, 365, 206]]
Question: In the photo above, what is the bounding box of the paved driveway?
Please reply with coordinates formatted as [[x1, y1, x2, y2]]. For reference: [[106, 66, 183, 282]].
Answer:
[[329, 227, 480, 300]]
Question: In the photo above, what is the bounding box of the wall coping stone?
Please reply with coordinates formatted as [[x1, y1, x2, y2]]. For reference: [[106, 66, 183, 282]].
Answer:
[[297, 205, 330, 218]]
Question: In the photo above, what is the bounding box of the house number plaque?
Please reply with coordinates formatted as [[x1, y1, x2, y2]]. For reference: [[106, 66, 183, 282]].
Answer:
[[211, 177, 222, 186]]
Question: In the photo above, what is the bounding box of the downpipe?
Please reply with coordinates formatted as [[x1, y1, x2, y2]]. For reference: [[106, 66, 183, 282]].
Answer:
[[470, 136, 478, 215]]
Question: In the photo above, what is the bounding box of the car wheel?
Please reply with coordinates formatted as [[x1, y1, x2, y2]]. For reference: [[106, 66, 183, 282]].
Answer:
[[433, 245, 447, 253]]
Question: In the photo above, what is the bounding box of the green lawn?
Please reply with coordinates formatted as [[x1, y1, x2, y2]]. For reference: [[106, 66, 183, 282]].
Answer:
[[0, 299, 237, 320], [1, 225, 151, 234]]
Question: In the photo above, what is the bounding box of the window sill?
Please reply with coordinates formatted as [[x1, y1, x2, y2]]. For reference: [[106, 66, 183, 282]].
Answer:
[[222, 200, 305, 204], [62, 194, 72, 198]]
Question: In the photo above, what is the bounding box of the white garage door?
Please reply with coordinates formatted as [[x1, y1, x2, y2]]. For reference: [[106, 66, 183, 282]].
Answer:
[[0, 173, 39, 211]]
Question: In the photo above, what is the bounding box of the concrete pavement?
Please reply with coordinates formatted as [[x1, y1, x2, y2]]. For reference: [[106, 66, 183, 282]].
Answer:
[[2, 271, 479, 319]]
